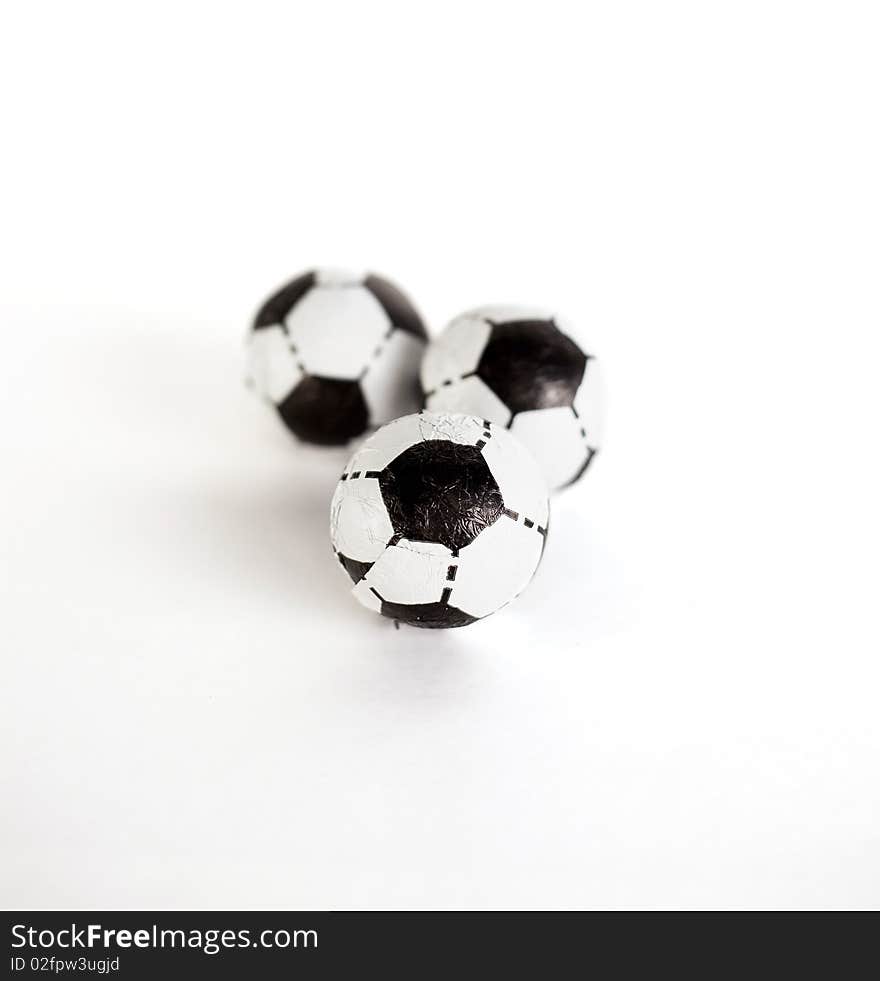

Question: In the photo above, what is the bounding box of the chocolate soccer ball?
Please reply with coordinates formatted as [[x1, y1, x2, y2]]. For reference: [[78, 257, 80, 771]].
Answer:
[[330, 412, 550, 628], [248, 268, 427, 445]]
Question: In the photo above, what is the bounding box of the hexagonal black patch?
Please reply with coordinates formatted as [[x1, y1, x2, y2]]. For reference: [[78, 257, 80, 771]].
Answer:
[[253, 270, 316, 329], [378, 596, 478, 629], [378, 440, 503, 552], [277, 376, 368, 445], [477, 320, 587, 414]]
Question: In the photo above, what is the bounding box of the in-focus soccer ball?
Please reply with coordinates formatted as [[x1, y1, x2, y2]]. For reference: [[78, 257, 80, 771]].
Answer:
[[330, 412, 550, 628], [421, 306, 604, 490], [247, 268, 428, 445]]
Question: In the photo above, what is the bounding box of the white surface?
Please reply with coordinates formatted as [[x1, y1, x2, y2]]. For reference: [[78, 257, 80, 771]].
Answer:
[[1, 1, 879, 911]]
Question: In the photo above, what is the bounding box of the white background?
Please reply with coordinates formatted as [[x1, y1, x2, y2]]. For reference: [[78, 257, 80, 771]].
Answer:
[[1, 1, 878, 910]]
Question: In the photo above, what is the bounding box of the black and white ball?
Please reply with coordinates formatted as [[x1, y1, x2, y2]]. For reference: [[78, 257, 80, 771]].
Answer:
[[330, 412, 550, 628], [248, 268, 428, 445], [421, 306, 604, 490]]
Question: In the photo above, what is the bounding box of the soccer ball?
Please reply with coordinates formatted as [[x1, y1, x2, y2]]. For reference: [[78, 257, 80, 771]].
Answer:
[[330, 412, 550, 628], [247, 267, 428, 445], [421, 306, 604, 490]]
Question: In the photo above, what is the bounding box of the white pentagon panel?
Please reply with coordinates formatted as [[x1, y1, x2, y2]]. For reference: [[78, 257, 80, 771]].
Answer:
[[329, 476, 393, 563], [360, 329, 425, 426], [285, 284, 389, 379], [342, 413, 430, 474], [452, 518, 544, 619], [362, 539, 453, 605], [247, 325, 302, 403], [424, 374, 512, 427], [315, 267, 366, 287], [351, 577, 383, 613], [573, 357, 606, 450], [479, 425, 550, 527], [510, 407, 589, 491], [420, 314, 491, 392]]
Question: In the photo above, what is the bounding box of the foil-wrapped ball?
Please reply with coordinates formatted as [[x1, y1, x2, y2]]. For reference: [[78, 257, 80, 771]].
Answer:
[[330, 412, 550, 628], [421, 306, 604, 490], [247, 267, 427, 445]]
